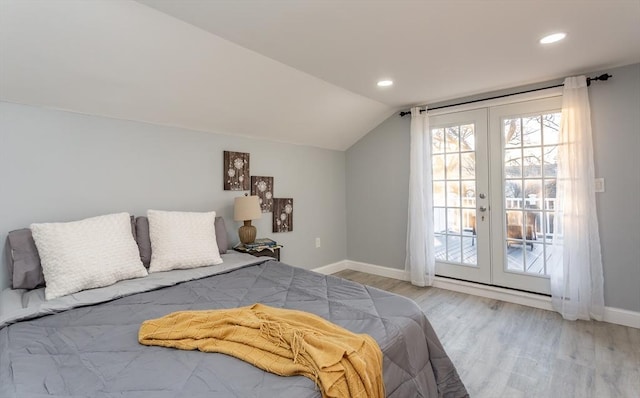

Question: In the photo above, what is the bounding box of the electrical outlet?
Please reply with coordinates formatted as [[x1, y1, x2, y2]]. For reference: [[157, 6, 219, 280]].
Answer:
[[595, 178, 605, 193], [315, 238, 321, 248]]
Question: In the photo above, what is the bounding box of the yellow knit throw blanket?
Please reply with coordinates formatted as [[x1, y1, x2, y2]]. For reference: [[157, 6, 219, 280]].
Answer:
[[139, 304, 385, 398]]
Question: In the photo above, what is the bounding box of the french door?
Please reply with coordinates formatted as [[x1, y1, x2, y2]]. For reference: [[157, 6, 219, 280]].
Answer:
[[430, 96, 562, 294], [431, 109, 491, 284]]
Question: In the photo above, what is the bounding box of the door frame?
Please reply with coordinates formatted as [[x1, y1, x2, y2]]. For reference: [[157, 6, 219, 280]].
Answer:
[[428, 90, 563, 294]]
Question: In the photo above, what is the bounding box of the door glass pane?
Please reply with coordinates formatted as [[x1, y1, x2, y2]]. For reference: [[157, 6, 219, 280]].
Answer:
[[460, 124, 475, 151], [432, 128, 445, 153], [524, 243, 544, 273], [433, 182, 445, 206], [502, 111, 560, 276], [545, 179, 557, 210], [447, 236, 462, 263], [504, 118, 521, 148], [462, 208, 476, 228], [523, 147, 542, 177], [505, 180, 523, 209], [524, 180, 542, 207], [526, 211, 543, 241], [433, 208, 446, 234], [445, 153, 460, 180], [543, 146, 558, 177], [507, 240, 524, 272], [433, 154, 445, 180], [462, 237, 477, 265], [523, 116, 542, 146], [431, 122, 477, 267], [506, 211, 524, 251], [460, 152, 475, 179], [542, 113, 560, 145], [446, 126, 459, 151], [446, 181, 460, 206], [447, 208, 461, 234], [462, 208, 476, 253], [434, 234, 447, 261], [461, 181, 476, 208], [504, 149, 522, 178]]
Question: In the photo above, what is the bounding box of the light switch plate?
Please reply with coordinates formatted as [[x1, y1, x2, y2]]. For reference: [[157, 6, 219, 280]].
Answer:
[[595, 178, 605, 193]]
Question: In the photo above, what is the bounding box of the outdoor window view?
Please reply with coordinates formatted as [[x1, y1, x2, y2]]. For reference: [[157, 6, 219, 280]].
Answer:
[[503, 112, 561, 275]]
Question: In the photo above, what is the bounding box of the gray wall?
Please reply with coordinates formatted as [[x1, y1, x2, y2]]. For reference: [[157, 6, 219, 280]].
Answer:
[[346, 63, 640, 312], [346, 114, 410, 270], [0, 101, 347, 291]]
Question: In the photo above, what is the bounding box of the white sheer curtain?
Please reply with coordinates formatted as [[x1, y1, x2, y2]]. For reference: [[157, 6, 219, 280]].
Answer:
[[405, 107, 435, 286], [551, 76, 605, 321]]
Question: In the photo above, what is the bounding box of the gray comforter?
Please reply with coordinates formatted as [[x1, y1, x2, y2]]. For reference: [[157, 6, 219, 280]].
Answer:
[[0, 257, 467, 397]]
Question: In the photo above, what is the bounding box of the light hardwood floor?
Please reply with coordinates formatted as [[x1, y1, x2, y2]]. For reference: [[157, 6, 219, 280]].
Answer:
[[334, 269, 640, 398]]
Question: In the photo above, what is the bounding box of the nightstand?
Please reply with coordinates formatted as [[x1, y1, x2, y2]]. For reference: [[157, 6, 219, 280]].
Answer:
[[234, 246, 281, 261]]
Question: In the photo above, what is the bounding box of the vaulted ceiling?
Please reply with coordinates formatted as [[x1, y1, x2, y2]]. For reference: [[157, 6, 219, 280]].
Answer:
[[1, 0, 638, 150]]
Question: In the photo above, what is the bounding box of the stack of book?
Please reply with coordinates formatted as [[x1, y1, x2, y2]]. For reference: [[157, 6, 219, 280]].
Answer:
[[236, 238, 281, 252]]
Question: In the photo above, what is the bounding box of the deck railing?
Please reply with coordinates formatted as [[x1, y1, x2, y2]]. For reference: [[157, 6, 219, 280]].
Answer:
[[505, 197, 557, 238], [504, 197, 556, 211], [435, 197, 557, 239]]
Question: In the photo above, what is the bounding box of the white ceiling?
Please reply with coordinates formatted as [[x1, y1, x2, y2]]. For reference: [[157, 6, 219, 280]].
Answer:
[[2, 1, 639, 150], [138, 0, 640, 107]]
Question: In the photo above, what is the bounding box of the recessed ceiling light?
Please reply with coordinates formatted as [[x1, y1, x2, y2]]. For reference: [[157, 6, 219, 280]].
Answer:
[[540, 32, 566, 44], [377, 80, 393, 87]]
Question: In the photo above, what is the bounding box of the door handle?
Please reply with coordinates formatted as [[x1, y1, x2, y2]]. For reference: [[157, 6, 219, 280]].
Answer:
[[479, 206, 487, 212]]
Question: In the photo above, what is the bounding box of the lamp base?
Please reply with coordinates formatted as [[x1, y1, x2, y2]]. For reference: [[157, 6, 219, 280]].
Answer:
[[238, 221, 257, 245]]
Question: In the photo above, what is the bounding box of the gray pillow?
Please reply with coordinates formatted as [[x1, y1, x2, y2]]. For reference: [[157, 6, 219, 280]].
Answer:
[[5, 216, 137, 290], [214, 217, 229, 255], [135, 216, 152, 267], [135, 215, 228, 268], [6, 228, 45, 289]]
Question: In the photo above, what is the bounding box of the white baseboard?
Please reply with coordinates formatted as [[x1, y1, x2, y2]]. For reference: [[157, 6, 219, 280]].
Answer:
[[343, 260, 409, 281], [314, 259, 640, 329], [312, 260, 349, 275], [603, 307, 640, 329]]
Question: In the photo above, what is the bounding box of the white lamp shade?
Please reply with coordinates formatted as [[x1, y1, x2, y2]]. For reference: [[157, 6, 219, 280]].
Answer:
[[234, 195, 262, 221]]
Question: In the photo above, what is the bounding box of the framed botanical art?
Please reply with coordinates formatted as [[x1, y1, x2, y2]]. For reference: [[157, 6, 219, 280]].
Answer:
[[223, 151, 250, 191], [272, 198, 293, 233], [251, 176, 274, 213]]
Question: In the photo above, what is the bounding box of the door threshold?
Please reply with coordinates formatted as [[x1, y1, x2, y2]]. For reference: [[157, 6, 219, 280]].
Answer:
[[432, 275, 554, 312], [435, 275, 550, 297]]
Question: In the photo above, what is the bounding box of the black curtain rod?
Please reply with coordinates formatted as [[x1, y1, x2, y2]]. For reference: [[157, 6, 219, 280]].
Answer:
[[399, 73, 612, 117]]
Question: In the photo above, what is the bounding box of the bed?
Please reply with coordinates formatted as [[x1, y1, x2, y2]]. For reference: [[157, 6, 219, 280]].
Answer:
[[0, 212, 468, 397]]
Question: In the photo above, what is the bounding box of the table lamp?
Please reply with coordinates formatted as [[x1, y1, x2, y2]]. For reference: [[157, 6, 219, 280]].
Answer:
[[234, 194, 262, 244]]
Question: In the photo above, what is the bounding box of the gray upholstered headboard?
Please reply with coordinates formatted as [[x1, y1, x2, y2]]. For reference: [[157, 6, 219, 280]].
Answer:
[[5, 215, 229, 290]]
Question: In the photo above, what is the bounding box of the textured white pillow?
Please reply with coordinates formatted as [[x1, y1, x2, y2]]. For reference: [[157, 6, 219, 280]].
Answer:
[[147, 210, 223, 273], [31, 212, 148, 300]]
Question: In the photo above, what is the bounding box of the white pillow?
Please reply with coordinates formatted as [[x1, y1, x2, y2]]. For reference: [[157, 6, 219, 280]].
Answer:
[[147, 210, 223, 273], [30, 212, 148, 300]]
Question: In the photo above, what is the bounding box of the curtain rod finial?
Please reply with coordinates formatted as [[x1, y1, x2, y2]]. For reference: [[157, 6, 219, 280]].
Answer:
[[587, 73, 613, 86], [598, 73, 613, 81]]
